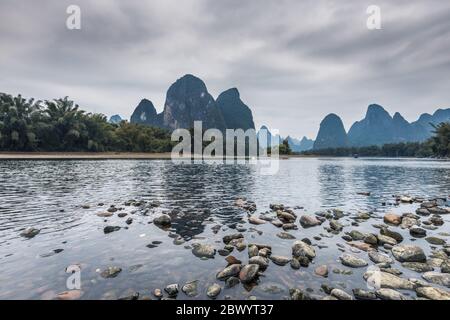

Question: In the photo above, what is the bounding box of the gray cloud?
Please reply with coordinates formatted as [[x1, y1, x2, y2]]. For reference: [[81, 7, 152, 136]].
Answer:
[[1, 0, 450, 138]]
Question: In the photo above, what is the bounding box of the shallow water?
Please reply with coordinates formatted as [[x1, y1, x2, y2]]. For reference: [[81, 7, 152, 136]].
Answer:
[[0, 158, 449, 300]]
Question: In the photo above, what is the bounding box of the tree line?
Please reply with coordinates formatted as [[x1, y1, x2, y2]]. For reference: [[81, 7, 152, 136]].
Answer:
[[301, 123, 450, 158], [0, 93, 173, 152]]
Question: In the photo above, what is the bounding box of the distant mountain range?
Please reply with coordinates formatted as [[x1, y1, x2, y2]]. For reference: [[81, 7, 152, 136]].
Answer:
[[111, 74, 449, 152], [129, 74, 255, 132], [313, 104, 450, 150]]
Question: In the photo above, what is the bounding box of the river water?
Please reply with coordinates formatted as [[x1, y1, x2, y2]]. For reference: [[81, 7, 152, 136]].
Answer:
[[0, 158, 449, 299]]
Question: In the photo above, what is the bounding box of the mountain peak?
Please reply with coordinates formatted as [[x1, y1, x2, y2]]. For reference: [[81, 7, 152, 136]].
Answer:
[[366, 104, 391, 119], [217, 87, 254, 130], [220, 88, 240, 99], [313, 113, 348, 150]]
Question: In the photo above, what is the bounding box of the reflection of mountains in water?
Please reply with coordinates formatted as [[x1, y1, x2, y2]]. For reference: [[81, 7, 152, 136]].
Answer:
[[157, 164, 256, 239]]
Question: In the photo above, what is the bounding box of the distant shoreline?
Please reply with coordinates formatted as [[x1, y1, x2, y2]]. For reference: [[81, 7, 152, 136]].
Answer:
[[0, 152, 445, 160]]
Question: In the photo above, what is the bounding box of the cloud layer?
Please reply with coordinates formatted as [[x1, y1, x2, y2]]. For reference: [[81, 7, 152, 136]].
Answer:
[[1, 0, 450, 138]]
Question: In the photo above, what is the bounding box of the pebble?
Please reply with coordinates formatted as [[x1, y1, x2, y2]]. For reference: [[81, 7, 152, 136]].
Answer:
[[330, 289, 352, 300], [206, 284, 221, 299], [100, 266, 122, 278], [276, 232, 296, 240], [368, 250, 393, 264], [376, 288, 406, 300], [416, 286, 450, 300], [103, 226, 121, 234], [217, 264, 241, 280], [20, 227, 40, 238], [270, 255, 291, 266], [384, 213, 402, 226], [314, 265, 328, 277], [191, 243, 216, 259], [153, 214, 171, 227], [164, 284, 179, 297], [422, 272, 450, 287], [391, 245, 426, 262], [292, 240, 316, 260], [182, 280, 199, 297], [239, 264, 260, 283], [299, 215, 321, 228], [339, 253, 368, 268]]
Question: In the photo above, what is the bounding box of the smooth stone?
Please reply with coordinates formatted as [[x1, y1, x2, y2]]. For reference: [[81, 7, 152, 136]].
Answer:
[[276, 232, 296, 240], [223, 233, 244, 244], [410, 227, 427, 238], [416, 286, 450, 300], [217, 264, 241, 280], [352, 289, 377, 300], [300, 215, 321, 228], [340, 253, 368, 268], [181, 280, 198, 297], [292, 240, 316, 260], [100, 266, 122, 278], [330, 219, 343, 231], [225, 277, 240, 288], [441, 260, 450, 273], [153, 289, 163, 298], [426, 237, 446, 246], [96, 212, 113, 217], [363, 234, 378, 245], [380, 228, 404, 242], [117, 212, 127, 218], [225, 256, 242, 265], [363, 271, 414, 290], [392, 245, 426, 262], [248, 245, 259, 258], [401, 217, 419, 229], [368, 250, 393, 264], [376, 288, 406, 300], [249, 215, 266, 225], [290, 258, 301, 269], [270, 255, 291, 266], [164, 284, 179, 297], [103, 226, 121, 234], [384, 213, 402, 226], [206, 284, 221, 299], [249, 256, 269, 269], [20, 227, 40, 238], [314, 265, 328, 277], [239, 264, 260, 283], [377, 234, 398, 246], [153, 214, 171, 226], [192, 243, 216, 259], [422, 272, 450, 287], [330, 289, 353, 300], [290, 288, 311, 300], [402, 262, 434, 273], [125, 218, 133, 225]]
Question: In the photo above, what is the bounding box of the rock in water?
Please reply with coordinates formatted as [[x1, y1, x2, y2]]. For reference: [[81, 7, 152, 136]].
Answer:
[[416, 286, 450, 300], [315, 265, 329, 277], [270, 256, 291, 266], [363, 271, 415, 290], [182, 280, 199, 297], [164, 284, 179, 297], [383, 213, 402, 226], [248, 215, 266, 225], [249, 256, 269, 270], [391, 245, 426, 262], [368, 250, 393, 264], [191, 243, 216, 259], [375, 288, 406, 300], [292, 241, 316, 260], [206, 284, 221, 299], [239, 264, 260, 283], [300, 215, 321, 228], [100, 266, 122, 278], [330, 289, 353, 300], [276, 232, 296, 240], [339, 254, 368, 268], [153, 214, 171, 227], [422, 272, 450, 287], [20, 227, 40, 238], [103, 226, 121, 234], [216, 264, 241, 280]]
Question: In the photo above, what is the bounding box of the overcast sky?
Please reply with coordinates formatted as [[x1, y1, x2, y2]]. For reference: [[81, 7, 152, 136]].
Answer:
[[1, 0, 450, 139]]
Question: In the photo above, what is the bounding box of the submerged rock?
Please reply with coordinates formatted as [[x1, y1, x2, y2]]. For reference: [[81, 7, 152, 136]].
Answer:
[[217, 264, 241, 280], [100, 266, 122, 278], [249, 256, 269, 269], [426, 237, 447, 246], [206, 284, 221, 299], [392, 245, 426, 262], [376, 288, 406, 300], [384, 213, 402, 226], [153, 214, 171, 227], [103, 226, 121, 234], [340, 254, 368, 268], [192, 243, 216, 259], [402, 262, 434, 273], [239, 264, 260, 283], [314, 265, 329, 277], [364, 270, 415, 290], [330, 289, 353, 300], [276, 232, 296, 240], [182, 280, 199, 297], [56, 290, 83, 300], [270, 255, 291, 266], [164, 284, 179, 297], [292, 241, 316, 260], [300, 215, 321, 228], [422, 272, 450, 287], [368, 250, 393, 264], [20, 227, 40, 238], [352, 289, 377, 300], [416, 286, 450, 300]]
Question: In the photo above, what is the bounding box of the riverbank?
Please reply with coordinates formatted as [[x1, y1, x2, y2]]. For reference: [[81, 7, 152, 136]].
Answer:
[[0, 152, 316, 160]]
